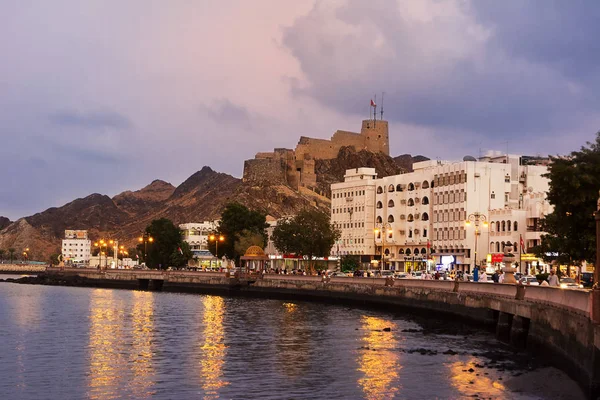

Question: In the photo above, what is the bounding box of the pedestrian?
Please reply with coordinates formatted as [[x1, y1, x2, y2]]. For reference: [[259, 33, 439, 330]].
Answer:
[[548, 270, 560, 287], [479, 271, 487, 282], [434, 271, 440, 280], [499, 271, 505, 284], [473, 266, 479, 282], [492, 271, 499, 283]]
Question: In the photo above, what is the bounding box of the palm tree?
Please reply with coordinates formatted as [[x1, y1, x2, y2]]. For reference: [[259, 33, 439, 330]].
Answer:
[[8, 248, 15, 264], [0, 249, 4, 263]]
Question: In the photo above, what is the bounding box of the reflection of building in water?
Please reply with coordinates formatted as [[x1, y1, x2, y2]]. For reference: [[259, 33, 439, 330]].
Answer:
[[88, 289, 125, 399], [276, 302, 311, 378], [129, 291, 155, 398], [448, 359, 506, 397], [357, 316, 400, 399], [199, 296, 229, 398]]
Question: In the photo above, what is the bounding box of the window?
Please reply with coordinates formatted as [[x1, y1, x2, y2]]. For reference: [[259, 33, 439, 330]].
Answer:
[[388, 200, 395, 207], [388, 184, 395, 192], [408, 183, 415, 191], [376, 201, 383, 209], [422, 212, 429, 221], [491, 191, 496, 199], [388, 215, 394, 223], [505, 174, 510, 183], [501, 221, 506, 231], [407, 198, 415, 206], [423, 229, 427, 237], [377, 186, 383, 194], [408, 230, 413, 238], [507, 220, 511, 231], [396, 184, 403, 192], [422, 196, 429, 205], [376, 216, 383, 223], [407, 214, 414, 222], [514, 221, 518, 231], [422, 180, 429, 189]]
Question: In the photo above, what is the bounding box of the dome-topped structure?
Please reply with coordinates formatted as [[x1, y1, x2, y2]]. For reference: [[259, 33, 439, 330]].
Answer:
[[244, 245, 266, 257]]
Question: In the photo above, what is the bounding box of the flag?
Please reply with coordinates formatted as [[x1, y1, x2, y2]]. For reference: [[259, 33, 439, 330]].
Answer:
[[178, 247, 183, 255], [426, 240, 431, 249], [370, 99, 376, 107], [136, 254, 139, 259], [520, 235, 526, 253]]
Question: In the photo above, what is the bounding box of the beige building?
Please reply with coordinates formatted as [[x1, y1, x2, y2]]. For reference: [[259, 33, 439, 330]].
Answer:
[[331, 154, 551, 273]]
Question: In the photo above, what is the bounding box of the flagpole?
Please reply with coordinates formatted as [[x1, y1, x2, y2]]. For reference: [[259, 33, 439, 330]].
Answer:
[[519, 234, 523, 275]]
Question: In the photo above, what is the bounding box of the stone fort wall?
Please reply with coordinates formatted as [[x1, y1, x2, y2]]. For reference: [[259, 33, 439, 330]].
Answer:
[[243, 120, 389, 189]]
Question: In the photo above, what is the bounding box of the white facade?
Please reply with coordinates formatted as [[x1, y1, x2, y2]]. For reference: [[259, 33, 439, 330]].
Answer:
[[61, 230, 91, 264], [180, 221, 219, 263], [331, 155, 551, 273], [330, 167, 378, 260]]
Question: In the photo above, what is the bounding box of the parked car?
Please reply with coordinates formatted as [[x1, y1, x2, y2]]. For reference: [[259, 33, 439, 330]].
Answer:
[[560, 277, 584, 289], [331, 271, 350, 278], [381, 271, 394, 278], [519, 276, 539, 286], [394, 273, 410, 279], [412, 271, 423, 279]]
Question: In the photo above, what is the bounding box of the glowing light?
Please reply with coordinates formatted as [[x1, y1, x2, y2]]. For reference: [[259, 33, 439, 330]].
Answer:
[[199, 296, 229, 397]]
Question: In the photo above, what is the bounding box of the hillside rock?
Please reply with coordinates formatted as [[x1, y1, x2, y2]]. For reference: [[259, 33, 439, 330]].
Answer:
[[393, 154, 431, 172], [0, 216, 11, 230], [113, 179, 175, 216], [314, 146, 404, 197]]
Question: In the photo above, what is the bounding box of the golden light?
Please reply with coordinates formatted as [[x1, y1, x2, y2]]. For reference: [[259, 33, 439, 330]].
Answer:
[[219, 235, 224, 242], [120, 245, 124, 250], [148, 237, 154, 243], [483, 221, 489, 227], [465, 220, 471, 226], [387, 229, 393, 234], [25, 247, 29, 252], [374, 228, 380, 234], [138, 237, 143, 242], [109, 240, 114, 245], [209, 235, 216, 241], [94, 242, 99, 247], [100, 239, 105, 244]]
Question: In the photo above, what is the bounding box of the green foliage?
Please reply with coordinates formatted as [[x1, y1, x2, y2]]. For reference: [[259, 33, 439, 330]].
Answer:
[[538, 132, 600, 265], [8, 248, 15, 263], [143, 218, 192, 269], [340, 255, 360, 272], [49, 253, 61, 265], [214, 202, 268, 263], [272, 208, 341, 270]]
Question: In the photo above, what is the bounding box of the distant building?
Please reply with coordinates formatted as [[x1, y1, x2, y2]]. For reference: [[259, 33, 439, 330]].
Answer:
[[331, 154, 552, 274], [180, 221, 219, 268], [61, 230, 91, 264]]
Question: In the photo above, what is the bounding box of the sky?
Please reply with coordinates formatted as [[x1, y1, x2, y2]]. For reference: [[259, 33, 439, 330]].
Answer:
[[1, 0, 600, 220]]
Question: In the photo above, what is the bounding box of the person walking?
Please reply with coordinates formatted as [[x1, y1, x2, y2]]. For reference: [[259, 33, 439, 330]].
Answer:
[[473, 266, 479, 282], [548, 270, 560, 287]]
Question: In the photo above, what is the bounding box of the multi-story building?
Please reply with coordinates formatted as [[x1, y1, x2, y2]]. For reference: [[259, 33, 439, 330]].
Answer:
[[330, 168, 378, 266], [331, 154, 551, 273], [61, 230, 91, 265], [180, 221, 219, 268]]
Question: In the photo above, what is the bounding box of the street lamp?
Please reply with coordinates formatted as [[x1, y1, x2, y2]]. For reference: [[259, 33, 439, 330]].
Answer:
[[465, 212, 488, 273], [209, 234, 225, 270], [94, 240, 108, 269], [374, 223, 393, 271], [22, 247, 29, 263], [138, 233, 154, 267]]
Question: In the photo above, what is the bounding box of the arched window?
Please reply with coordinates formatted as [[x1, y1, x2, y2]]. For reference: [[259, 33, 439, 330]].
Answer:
[[406, 248, 412, 256], [422, 180, 429, 189], [501, 221, 506, 231], [422, 212, 429, 221], [514, 242, 518, 251], [514, 221, 518, 231], [408, 183, 415, 191], [421, 247, 427, 254], [384, 248, 390, 255], [407, 198, 415, 206], [490, 242, 495, 252], [376, 216, 383, 223], [507, 220, 511, 231], [496, 242, 500, 252], [501, 241, 506, 251], [414, 248, 420, 255], [398, 248, 405, 254], [388, 184, 395, 192], [388, 200, 395, 207], [376, 201, 383, 209], [407, 214, 414, 222], [388, 215, 394, 223], [377, 186, 383, 194], [431, 180, 435, 188], [490, 221, 496, 232], [422, 196, 429, 205], [396, 184, 403, 192]]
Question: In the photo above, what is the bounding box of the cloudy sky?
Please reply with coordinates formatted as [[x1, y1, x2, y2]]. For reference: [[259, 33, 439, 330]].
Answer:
[[1, 0, 599, 220]]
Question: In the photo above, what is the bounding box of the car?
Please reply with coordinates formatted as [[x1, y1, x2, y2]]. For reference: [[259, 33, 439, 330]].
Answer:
[[330, 271, 349, 278], [519, 276, 539, 286], [381, 271, 394, 278], [559, 277, 584, 289], [394, 272, 410, 279], [412, 271, 423, 279]]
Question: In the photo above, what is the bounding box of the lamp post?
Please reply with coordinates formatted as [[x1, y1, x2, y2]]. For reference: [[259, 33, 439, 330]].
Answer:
[[374, 222, 392, 272], [209, 234, 225, 270], [465, 212, 488, 273], [22, 247, 29, 263], [138, 233, 154, 267], [94, 240, 108, 269]]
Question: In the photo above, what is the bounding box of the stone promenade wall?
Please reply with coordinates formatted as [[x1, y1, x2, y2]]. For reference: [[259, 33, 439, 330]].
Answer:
[[0, 264, 47, 273]]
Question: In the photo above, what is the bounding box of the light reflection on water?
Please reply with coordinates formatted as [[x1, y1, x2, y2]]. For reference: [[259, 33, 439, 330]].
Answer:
[[0, 283, 576, 399]]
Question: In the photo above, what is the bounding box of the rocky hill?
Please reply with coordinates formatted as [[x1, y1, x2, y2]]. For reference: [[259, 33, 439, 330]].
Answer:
[[0, 151, 427, 261], [393, 154, 431, 172]]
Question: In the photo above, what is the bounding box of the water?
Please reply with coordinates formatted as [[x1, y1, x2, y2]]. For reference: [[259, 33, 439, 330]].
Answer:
[[0, 283, 581, 399]]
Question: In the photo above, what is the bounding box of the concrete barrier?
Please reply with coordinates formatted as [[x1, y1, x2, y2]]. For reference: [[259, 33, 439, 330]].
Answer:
[[524, 286, 590, 316], [0, 264, 47, 273]]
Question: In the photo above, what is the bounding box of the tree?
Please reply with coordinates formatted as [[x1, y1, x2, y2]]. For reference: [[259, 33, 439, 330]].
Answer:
[[272, 209, 340, 272], [8, 248, 15, 264], [0, 249, 4, 263], [340, 255, 360, 272], [214, 202, 268, 263], [143, 218, 192, 269], [536, 132, 600, 268], [234, 230, 266, 258], [49, 253, 61, 265]]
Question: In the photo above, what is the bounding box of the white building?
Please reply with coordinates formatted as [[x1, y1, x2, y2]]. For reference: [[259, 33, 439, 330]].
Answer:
[[61, 230, 91, 264], [331, 154, 552, 273], [180, 221, 219, 267]]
